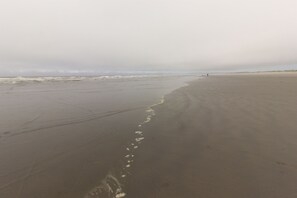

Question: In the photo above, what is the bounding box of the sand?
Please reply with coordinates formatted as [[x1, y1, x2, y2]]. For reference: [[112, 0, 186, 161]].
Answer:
[[0, 76, 193, 198], [126, 73, 297, 198], [1, 73, 297, 198]]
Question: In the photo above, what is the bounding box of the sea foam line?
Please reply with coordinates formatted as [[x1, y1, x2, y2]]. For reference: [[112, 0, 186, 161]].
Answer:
[[84, 96, 165, 198], [84, 174, 126, 198]]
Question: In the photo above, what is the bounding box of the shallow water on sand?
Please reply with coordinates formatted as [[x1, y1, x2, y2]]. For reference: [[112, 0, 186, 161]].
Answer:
[[0, 76, 195, 198]]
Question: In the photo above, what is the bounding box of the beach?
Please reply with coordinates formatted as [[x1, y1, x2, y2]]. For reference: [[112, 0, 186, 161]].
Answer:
[[0, 76, 193, 198], [126, 72, 297, 198], [1, 73, 297, 198]]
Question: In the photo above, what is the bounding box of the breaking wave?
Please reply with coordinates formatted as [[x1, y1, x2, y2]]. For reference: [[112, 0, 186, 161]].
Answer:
[[0, 75, 160, 85]]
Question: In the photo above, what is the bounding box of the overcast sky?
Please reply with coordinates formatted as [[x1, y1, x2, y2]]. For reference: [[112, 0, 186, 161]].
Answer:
[[0, 0, 296, 74]]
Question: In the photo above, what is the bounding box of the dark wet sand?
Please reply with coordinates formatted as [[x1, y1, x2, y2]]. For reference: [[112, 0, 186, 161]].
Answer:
[[0, 77, 192, 198], [127, 73, 297, 198]]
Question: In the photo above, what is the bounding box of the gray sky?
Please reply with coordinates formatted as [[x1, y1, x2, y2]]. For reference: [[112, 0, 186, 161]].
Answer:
[[0, 0, 297, 74]]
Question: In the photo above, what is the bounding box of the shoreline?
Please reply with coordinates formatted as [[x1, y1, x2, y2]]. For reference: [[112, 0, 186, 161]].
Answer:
[[84, 96, 166, 198], [125, 73, 297, 198], [1, 73, 297, 197], [0, 75, 195, 198], [83, 76, 199, 197]]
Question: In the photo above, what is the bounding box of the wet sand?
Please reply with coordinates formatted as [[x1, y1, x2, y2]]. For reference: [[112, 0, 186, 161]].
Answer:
[[0, 76, 193, 198], [127, 73, 297, 198], [2, 73, 297, 198]]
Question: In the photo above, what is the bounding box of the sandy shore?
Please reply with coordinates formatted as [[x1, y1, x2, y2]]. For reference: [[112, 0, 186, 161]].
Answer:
[[0, 76, 193, 198], [127, 73, 297, 198], [1, 73, 297, 198]]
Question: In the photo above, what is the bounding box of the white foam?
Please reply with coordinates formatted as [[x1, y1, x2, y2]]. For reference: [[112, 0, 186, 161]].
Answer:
[[115, 192, 126, 198], [143, 117, 151, 123], [146, 109, 154, 113], [135, 137, 144, 142], [85, 96, 168, 198], [0, 75, 166, 85], [84, 94, 181, 198], [0, 76, 86, 84], [135, 131, 143, 135], [85, 174, 124, 198]]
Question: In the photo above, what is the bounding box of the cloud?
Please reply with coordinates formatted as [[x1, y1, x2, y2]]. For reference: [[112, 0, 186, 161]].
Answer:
[[0, 0, 296, 74]]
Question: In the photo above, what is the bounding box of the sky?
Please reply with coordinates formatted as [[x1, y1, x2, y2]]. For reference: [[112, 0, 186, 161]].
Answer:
[[0, 0, 297, 75]]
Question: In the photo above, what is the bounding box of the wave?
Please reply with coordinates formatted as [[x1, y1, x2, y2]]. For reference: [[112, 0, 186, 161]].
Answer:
[[0, 75, 162, 85]]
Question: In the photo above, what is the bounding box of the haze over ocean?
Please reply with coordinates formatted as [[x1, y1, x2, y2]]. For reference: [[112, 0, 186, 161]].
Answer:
[[0, 0, 297, 74]]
